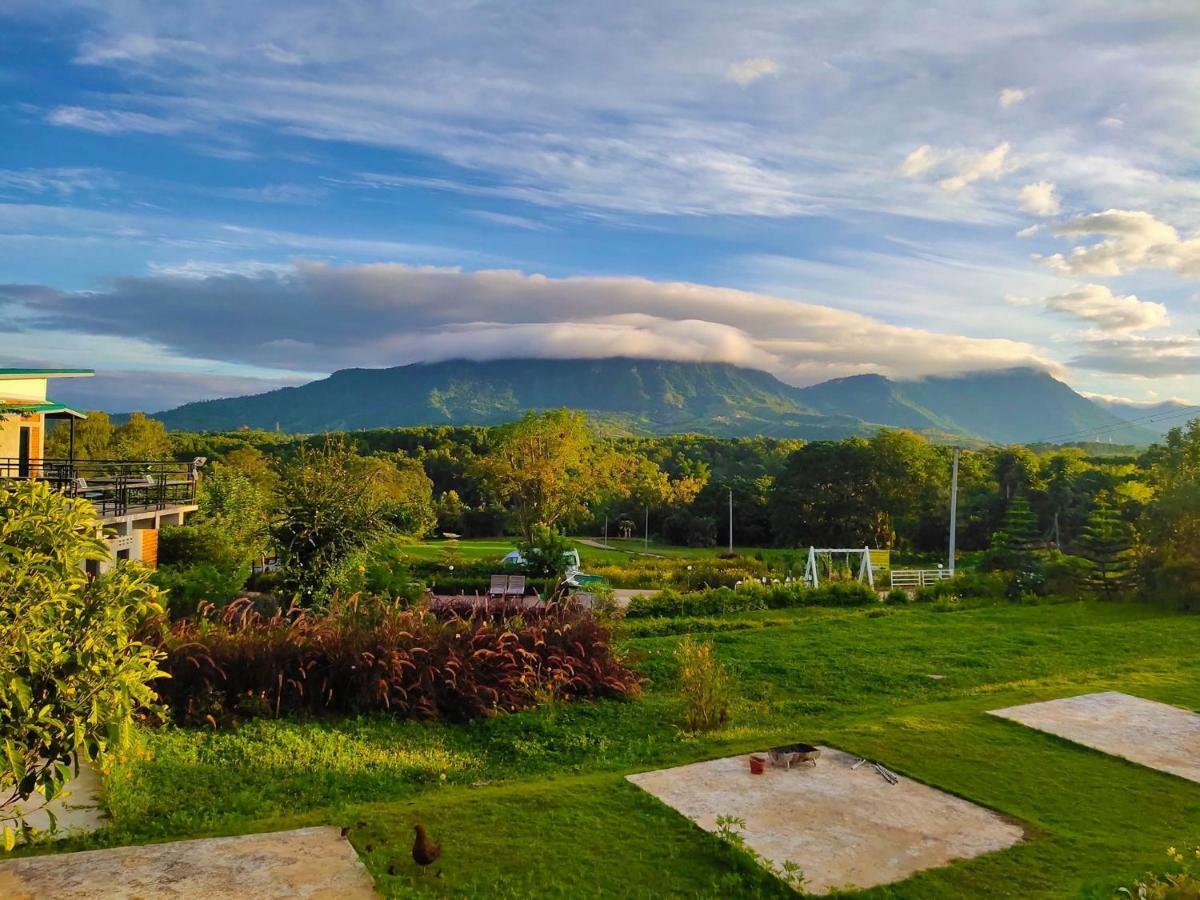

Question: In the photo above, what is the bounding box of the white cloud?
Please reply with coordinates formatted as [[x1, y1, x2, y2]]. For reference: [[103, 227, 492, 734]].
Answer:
[[1100, 116, 1124, 129], [74, 34, 207, 65], [1, 263, 1053, 387], [22, 3, 1200, 226], [1071, 334, 1200, 378], [1044, 209, 1200, 277], [1019, 181, 1060, 216], [0, 167, 114, 197], [998, 87, 1027, 108], [901, 143, 1014, 194], [725, 56, 780, 87], [899, 145, 939, 178], [1044, 284, 1168, 333], [46, 106, 189, 136]]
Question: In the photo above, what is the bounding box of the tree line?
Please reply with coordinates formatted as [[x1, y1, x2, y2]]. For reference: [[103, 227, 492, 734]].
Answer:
[[48, 408, 1200, 606]]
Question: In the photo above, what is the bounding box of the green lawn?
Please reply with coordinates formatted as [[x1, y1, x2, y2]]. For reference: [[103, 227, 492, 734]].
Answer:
[[38, 599, 1200, 897]]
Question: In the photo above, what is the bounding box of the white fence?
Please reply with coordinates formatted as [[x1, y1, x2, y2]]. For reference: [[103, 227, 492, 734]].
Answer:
[[889, 568, 954, 590]]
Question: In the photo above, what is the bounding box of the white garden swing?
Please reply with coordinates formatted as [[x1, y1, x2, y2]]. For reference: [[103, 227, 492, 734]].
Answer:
[[802, 546, 876, 590]]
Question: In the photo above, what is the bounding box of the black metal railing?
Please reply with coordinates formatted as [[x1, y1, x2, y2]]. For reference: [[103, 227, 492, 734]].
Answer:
[[0, 458, 198, 518]]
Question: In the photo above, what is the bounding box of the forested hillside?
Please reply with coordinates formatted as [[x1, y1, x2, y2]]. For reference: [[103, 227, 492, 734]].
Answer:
[[148, 358, 1156, 445]]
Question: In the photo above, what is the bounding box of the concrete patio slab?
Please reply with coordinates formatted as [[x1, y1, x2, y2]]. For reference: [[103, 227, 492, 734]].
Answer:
[[0, 826, 377, 899], [990, 691, 1200, 784], [0, 766, 105, 840], [626, 747, 1023, 894]]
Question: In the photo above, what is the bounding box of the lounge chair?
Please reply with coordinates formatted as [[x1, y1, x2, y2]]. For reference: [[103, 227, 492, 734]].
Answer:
[[489, 574, 508, 598], [506, 574, 526, 597]]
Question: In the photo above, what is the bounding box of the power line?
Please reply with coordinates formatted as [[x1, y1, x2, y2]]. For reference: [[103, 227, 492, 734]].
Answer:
[[1030, 404, 1200, 445]]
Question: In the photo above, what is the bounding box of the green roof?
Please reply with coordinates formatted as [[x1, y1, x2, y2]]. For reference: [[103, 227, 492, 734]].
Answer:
[[0, 401, 86, 418], [0, 368, 94, 379]]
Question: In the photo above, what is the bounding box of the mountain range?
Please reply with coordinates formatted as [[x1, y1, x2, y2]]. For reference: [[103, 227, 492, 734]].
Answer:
[[1085, 397, 1196, 439], [147, 357, 1174, 446]]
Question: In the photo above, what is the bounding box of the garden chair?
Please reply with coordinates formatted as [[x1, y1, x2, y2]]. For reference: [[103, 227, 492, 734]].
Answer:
[[507, 574, 526, 597], [489, 574, 508, 598]]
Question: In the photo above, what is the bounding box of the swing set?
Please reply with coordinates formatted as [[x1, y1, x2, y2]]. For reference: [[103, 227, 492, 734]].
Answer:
[[802, 546, 877, 590]]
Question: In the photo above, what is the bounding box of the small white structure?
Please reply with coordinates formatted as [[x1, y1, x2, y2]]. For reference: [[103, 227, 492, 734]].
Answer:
[[803, 546, 876, 590]]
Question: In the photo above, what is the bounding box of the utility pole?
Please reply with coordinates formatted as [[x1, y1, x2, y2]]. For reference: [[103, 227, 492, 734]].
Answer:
[[948, 448, 960, 575], [728, 488, 734, 554]]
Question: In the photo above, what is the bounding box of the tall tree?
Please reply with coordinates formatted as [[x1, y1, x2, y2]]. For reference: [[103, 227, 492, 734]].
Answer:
[[112, 413, 172, 460], [1076, 497, 1137, 599], [984, 491, 1041, 568], [43, 411, 114, 460], [475, 409, 614, 541], [770, 439, 887, 548], [349, 454, 437, 538]]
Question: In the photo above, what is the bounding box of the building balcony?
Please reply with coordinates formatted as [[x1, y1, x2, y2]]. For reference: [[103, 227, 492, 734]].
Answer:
[[0, 457, 199, 520]]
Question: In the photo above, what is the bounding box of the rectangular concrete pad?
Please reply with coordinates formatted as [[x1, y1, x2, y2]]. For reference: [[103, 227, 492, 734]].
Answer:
[[627, 747, 1022, 895], [0, 826, 377, 899], [990, 691, 1200, 784]]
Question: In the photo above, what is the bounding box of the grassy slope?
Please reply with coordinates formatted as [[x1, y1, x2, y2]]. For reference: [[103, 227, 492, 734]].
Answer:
[[33, 600, 1200, 898]]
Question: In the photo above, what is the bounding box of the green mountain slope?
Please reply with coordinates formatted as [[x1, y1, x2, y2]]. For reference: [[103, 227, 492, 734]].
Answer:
[[155, 358, 862, 437], [1087, 397, 1198, 439], [150, 358, 1159, 445], [795, 368, 1156, 444]]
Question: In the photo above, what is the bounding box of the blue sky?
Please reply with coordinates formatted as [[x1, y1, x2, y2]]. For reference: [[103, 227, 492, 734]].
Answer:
[[2, 1, 1200, 413]]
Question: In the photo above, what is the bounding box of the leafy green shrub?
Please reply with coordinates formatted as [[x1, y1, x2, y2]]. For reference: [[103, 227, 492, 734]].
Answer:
[[1144, 557, 1200, 611], [321, 540, 425, 604], [885, 588, 910, 605], [808, 581, 878, 607], [914, 572, 1007, 603], [152, 562, 250, 619], [1119, 844, 1200, 899], [271, 437, 392, 603], [674, 638, 731, 731], [584, 556, 769, 590], [517, 524, 575, 581], [158, 524, 240, 568], [1043, 551, 1091, 597], [0, 481, 165, 839], [154, 596, 639, 725]]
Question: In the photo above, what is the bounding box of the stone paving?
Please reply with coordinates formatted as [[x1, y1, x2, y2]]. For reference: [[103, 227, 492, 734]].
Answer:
[[0, 826, 377, 899], [990, 691, 1200, 784], [627, 746, 1023, 895]]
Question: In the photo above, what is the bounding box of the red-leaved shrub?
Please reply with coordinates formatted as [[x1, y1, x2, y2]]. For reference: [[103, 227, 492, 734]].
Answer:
[[153, 596, 639, 725]]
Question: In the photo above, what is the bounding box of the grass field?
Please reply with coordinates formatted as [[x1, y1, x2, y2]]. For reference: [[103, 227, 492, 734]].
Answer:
[[26, 598, 1196, 897]]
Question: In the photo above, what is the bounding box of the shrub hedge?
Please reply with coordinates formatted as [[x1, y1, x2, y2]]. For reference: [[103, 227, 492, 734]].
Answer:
[[912, 572, 1008, 603], [625, 581, 877, 619], [153, 596, 639, 725]]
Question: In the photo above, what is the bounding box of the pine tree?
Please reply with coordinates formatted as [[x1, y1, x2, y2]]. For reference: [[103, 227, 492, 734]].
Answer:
[[1076, 499, 1137, 600], [986, 495, 1044, 594], [988, 495, 1040, 565]]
